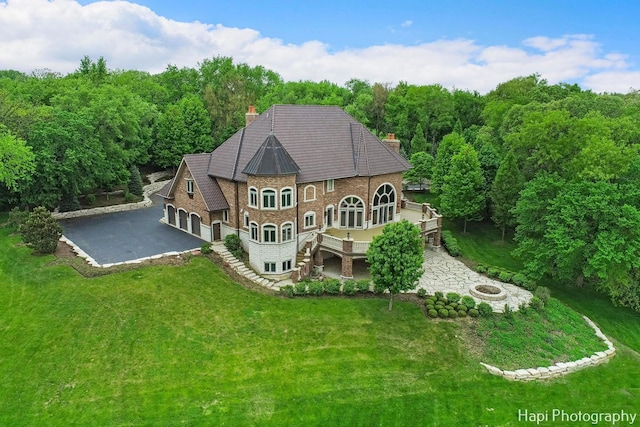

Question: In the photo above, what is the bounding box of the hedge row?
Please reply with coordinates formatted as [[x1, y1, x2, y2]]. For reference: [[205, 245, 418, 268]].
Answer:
[[441, 230, 461, 257], [280, 278, 373, 297], [475, 264, 537, 291]]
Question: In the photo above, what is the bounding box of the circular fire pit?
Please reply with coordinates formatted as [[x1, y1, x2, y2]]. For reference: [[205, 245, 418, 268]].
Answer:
[[469, 283, 507, 301]]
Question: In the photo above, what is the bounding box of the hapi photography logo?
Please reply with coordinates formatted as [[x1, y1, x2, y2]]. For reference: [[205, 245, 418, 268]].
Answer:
[[518, 409, 637, 425]]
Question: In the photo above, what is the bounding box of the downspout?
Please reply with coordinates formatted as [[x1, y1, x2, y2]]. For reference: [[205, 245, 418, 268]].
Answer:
[[235, 181, 240, 237]]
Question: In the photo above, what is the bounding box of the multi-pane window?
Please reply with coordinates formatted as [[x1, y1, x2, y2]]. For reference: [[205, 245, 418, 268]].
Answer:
[[262, 189, 276, 209], [281, 188, 293, 208], [222, 210, 229, 223], [281, 222, 294, 242], [264, 262, 276, 273], [243, 212, 249, 227], [248, 187, 258, 207], [250, 222, 258, 241], [282, 259, 292, 272], [339, 196, 364, 228], [186, 179, 194, 195], [372, 184, 396, 226], [326, 179, 334, 192], [304, 212, 316, 228], [263, 224, 277, 243]]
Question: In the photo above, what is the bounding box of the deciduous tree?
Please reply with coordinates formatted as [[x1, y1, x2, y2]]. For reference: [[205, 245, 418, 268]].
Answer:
[[490, 151, 524, 240]]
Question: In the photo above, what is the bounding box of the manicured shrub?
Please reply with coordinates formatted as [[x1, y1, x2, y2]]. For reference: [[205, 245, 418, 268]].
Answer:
[[438, 308, 449, 318], [417, 288, 427, 298], [457, 304, 467, 312], [534, 286, 551, 303], [308, 281, 324, 296], [444, 305, 453, 311], [294, 282, 307, 296], [477, 302, 493, 317], [280, 285, 294, 297], [441, 230, 461, 257], [461, 295, 476, 309], [428, 309, 438, 318], [434, 291, 444, 300], [19, 207, 62, 254], [446, 292, 461, 304], [356, 279, 371, 293], [498, 271, 513, 283], [373, 281, 386, 294], [468, 308, 479, 317], [124, 191, 136, 203], [224, 234, 243, 259], [448, 309, 457, 318], [342, 279, 356, 296], [511, 273, 528, 287], [522, 279, 537, 291], [426, 304, 435, 311], [529, 296, 545, 311], [476, 264, 487, 273], [85, 193, 96, 205], [457, 310, 467, 317], [200, 242, 212, 254], [487, 267, 501, 278], [323, 278, 341, 295], [450, 302, 458, 309]]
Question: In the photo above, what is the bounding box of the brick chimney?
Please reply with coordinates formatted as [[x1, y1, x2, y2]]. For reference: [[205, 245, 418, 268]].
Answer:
[[245, 105, 259, 127], [382, 132, 400, 153]]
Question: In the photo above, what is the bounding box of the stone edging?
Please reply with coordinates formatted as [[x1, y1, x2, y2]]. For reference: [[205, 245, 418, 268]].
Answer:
[[52, 180, 170, 220], [480, 316, 615, 381], [60, 235, 199, 268]]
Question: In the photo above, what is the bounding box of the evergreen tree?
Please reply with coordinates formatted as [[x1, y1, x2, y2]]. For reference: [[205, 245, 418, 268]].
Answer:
[[128, 165, 144, 197], [490, 151, 524, 240], [440, 144, 486, 233], [431, 132, 465, 193], [19, 207, 62, 254], [410, 123, 429, 154]]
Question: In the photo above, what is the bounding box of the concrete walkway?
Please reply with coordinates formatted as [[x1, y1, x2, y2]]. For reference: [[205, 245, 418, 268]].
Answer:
[[417, 249, 532, 313]]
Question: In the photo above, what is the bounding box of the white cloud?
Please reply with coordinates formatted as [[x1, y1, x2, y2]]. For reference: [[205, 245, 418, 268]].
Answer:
[[0, 0, 637, 93], [401, 20, 413, 28]]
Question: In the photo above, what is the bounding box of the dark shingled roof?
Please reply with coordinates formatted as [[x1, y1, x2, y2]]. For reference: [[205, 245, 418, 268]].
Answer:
[[208, 105, 410, 183], [242, 133, 300, 176], [163, 153, 229, 211], [155, 179, 173, 199]]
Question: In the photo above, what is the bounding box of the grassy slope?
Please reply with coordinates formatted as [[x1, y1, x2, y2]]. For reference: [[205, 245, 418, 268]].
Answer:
[[1, 223, 639, 426]]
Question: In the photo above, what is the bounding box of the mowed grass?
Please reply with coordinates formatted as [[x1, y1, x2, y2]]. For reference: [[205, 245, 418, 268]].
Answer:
[[1, 223, 640, 426]]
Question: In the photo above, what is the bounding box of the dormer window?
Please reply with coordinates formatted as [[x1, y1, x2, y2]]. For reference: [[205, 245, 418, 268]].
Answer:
[[186, 179, 194, 197]]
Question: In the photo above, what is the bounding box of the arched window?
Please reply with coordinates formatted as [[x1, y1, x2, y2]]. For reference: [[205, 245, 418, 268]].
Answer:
[[248, 187, 258, 208], [263, 224, 277, 243], [304, 185, 316, 202], [372, 184, 396, 226], [261, 189, 276, 209], [304, 211, 316, 229], [281, 188, 294, 208], [249, 222, 259, 241], [281, 222, 294, 242], [339, 196, 364, 229]]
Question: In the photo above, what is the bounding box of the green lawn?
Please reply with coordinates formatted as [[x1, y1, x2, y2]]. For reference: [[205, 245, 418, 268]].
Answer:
[[1, 222, 640, 426]]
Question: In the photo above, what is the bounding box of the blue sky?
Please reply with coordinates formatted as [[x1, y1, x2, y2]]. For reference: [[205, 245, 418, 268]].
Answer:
[[3, 0, 639, 93]]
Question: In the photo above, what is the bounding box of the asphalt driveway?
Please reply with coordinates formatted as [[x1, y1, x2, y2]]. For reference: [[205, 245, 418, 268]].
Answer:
[[61, 195, 205, 265]]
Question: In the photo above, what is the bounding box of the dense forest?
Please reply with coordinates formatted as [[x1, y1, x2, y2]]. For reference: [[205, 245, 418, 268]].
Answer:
[[2, 55, 640, 311]]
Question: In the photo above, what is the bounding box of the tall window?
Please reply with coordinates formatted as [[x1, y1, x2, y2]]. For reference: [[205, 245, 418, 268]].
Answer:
[[281, 188, 293, 208], [263, 224, 277, 243], [250, 222, 258, 241], [262, 189, 276, 209], [339, 196, 364, 228], [282, 259, 292, 272], [372, 184, 396, 226], [248, 187, 258, 207], [186, 179, 194, 195], [222, 210, 229, 223], [326, 206, 334, 228], [304, 212, 316, 229], [326, 179, 334, 192], [281, 222, 294, 242], [243, 212, 249, 228]]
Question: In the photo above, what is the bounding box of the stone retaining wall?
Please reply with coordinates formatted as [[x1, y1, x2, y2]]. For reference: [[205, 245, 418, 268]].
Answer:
[[480, 316, 615, 381], [52, 180, 170, 220]]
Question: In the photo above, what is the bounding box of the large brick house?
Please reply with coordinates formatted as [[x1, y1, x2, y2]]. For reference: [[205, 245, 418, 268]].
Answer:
[[158, 105, 441, 279]]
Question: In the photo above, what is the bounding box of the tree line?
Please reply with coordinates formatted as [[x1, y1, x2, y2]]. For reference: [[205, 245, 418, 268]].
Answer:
[[1, 56, 640, 310]]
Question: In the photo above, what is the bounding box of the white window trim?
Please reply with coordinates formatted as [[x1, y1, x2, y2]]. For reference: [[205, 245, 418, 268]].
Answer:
[[326, 179, 334, 192], [282, 259, 293, 272], [249, 221, 259, 241], [281, 221, 294, 242], [243, 211, 249, 228], [186, 179, 194, 195], [280, 187, 294, 209], [262, 223, 278, 243], [261, 188, 277, 210], [248, 187, 258, 208], [222, 210, 229, 223], [303, 184, 316, 202], [303, 211, 316, 229], [264, 262, 277, 273]]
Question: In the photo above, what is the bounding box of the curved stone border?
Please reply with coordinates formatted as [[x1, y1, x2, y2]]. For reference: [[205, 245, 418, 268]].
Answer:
[[52, 180, 170, 220], [480, 316, 615, 381]]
